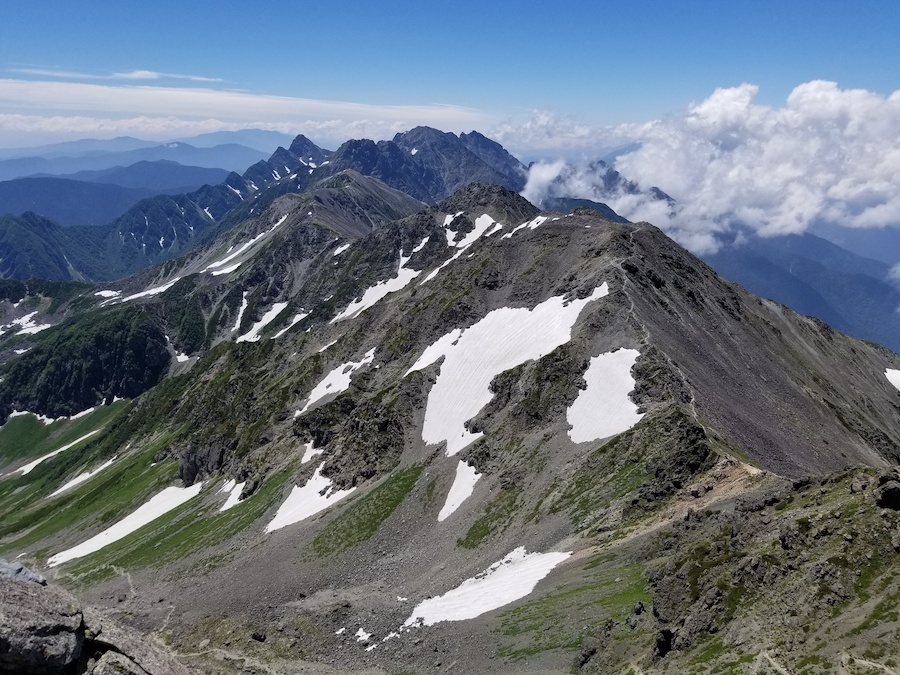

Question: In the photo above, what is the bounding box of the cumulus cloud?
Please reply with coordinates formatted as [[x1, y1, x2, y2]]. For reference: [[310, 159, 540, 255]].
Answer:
[[613, 81, 900, 247], [519, 81, 900, 253]]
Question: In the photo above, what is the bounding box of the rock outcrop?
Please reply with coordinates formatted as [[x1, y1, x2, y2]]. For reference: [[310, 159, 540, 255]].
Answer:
[[0, 562, 193, 675]]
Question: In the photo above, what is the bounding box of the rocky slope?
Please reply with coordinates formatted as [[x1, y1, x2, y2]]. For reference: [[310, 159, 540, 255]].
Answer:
[[1, 181, 900, 674]]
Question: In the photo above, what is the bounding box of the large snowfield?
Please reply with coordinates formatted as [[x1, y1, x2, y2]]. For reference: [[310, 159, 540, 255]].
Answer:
[[407, 283, 610, 455]]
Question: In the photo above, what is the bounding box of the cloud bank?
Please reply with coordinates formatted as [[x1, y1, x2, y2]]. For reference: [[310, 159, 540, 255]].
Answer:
[[0, 78, 490, 148], [519, 82, 900, 253]]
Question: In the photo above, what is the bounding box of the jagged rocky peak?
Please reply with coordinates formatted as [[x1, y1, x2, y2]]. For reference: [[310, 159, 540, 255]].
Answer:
[[287, 134, 330, 164]]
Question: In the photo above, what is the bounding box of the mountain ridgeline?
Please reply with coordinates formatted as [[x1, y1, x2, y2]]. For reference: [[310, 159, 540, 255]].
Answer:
[[3, 159, 900, 675], [0, 127, 527, 284]]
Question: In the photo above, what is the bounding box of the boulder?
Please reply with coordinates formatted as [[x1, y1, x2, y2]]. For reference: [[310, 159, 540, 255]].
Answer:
[[0, 578, 83, 674], [0, 558, 47, 585]]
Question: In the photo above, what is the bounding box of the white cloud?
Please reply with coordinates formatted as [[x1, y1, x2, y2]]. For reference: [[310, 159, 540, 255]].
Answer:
[[0, 78, 490, 147], [11, 67, 223, 82], [490, 110, 617, 160], [611, 81, 900, 245], [517, 82, 900, 253]]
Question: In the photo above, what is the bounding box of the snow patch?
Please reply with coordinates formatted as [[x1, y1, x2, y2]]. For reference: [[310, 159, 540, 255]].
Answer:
[[501, 215, 549, 240], [120, 278, 182, 303], [219, 479, 246, 511], [567, 348, 643, 443], [301, 442, 323, 463], [298, 348, 376, 414], [271, 311, 309, 339], [407, 284, 609, 455], [330, 240, 428, 322], [94, 290, 120, 299], [4, 429, 102, 477], [265, 463, 355, 533], [237, 302, 289, 343], [333, 243, 352, 257], [49, 457, 117, 497], [203, 214, 288, 275], [438, 461, 481, 521], [402, 547, 571, 627], [232, 292, 248, 332], [47, 482, 204, 566], [886, 368, 900, 391]]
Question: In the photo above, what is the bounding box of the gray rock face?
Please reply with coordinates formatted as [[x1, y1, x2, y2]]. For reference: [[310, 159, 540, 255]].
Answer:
[[0, 577, 194, 675], [0, 578, 83, 674]]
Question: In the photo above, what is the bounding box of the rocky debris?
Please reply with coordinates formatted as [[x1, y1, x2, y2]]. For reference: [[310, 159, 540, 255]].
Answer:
[[0, 577, 194, 675], [0, 558, 46, 585]]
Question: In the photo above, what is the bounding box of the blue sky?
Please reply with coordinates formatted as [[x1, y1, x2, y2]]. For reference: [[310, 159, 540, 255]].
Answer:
[[2, 0, 899, 153]]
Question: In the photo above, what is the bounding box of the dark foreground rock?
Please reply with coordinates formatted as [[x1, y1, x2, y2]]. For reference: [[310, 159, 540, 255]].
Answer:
[[0, 572, 194, 675]]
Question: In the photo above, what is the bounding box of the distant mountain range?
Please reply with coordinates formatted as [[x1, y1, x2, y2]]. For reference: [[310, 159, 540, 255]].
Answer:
[[0, 141, 268, 182]]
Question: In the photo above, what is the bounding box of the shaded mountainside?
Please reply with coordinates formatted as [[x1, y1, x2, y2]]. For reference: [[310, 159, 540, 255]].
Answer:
[[0, 177, 161, 227], [40, 160, 231, 192], [2, 182, 900, 674], [704, 231, 900, 353]]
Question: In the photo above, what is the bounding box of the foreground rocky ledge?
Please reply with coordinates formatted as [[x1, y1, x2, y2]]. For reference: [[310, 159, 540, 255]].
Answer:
[[0, 563, 194, 675]]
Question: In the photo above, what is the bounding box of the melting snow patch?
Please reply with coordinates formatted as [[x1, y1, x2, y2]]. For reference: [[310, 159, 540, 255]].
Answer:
[[175, 352, 190, 363], [331, 243, 427, 322], [48, 482, 204, 566], [317, 340, 338, 353], [299, 348, 376, 414], [237, 302, 289, 343], [335, 627, 346, 635], [219, 479, 246, 511], [333, 243, 352, 257], [210, 262, 242, 277], [438, 461, 481, 521], [11, 312, 53, 335], [355, 628, 372, 642], [120, 278, 182, 303], [232, 292, 249, 332], [271, 311, 309, 339], [7, 410, 59, 425], [94, 290, 120, 299], [301, 442, 323, 463], [421, 214, 501, 284], [411, 148, 418, 155], [49, 457, 117, 497], [265, 463, 356, 533], [402, 547, 571, 628], [407, 284, 609, 455], [203, 214, 288, 274], [567, 349, 643, 443], [501, 215, 549, 240], [4, 429, 102, 477], [886, 369, 900, 391]]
